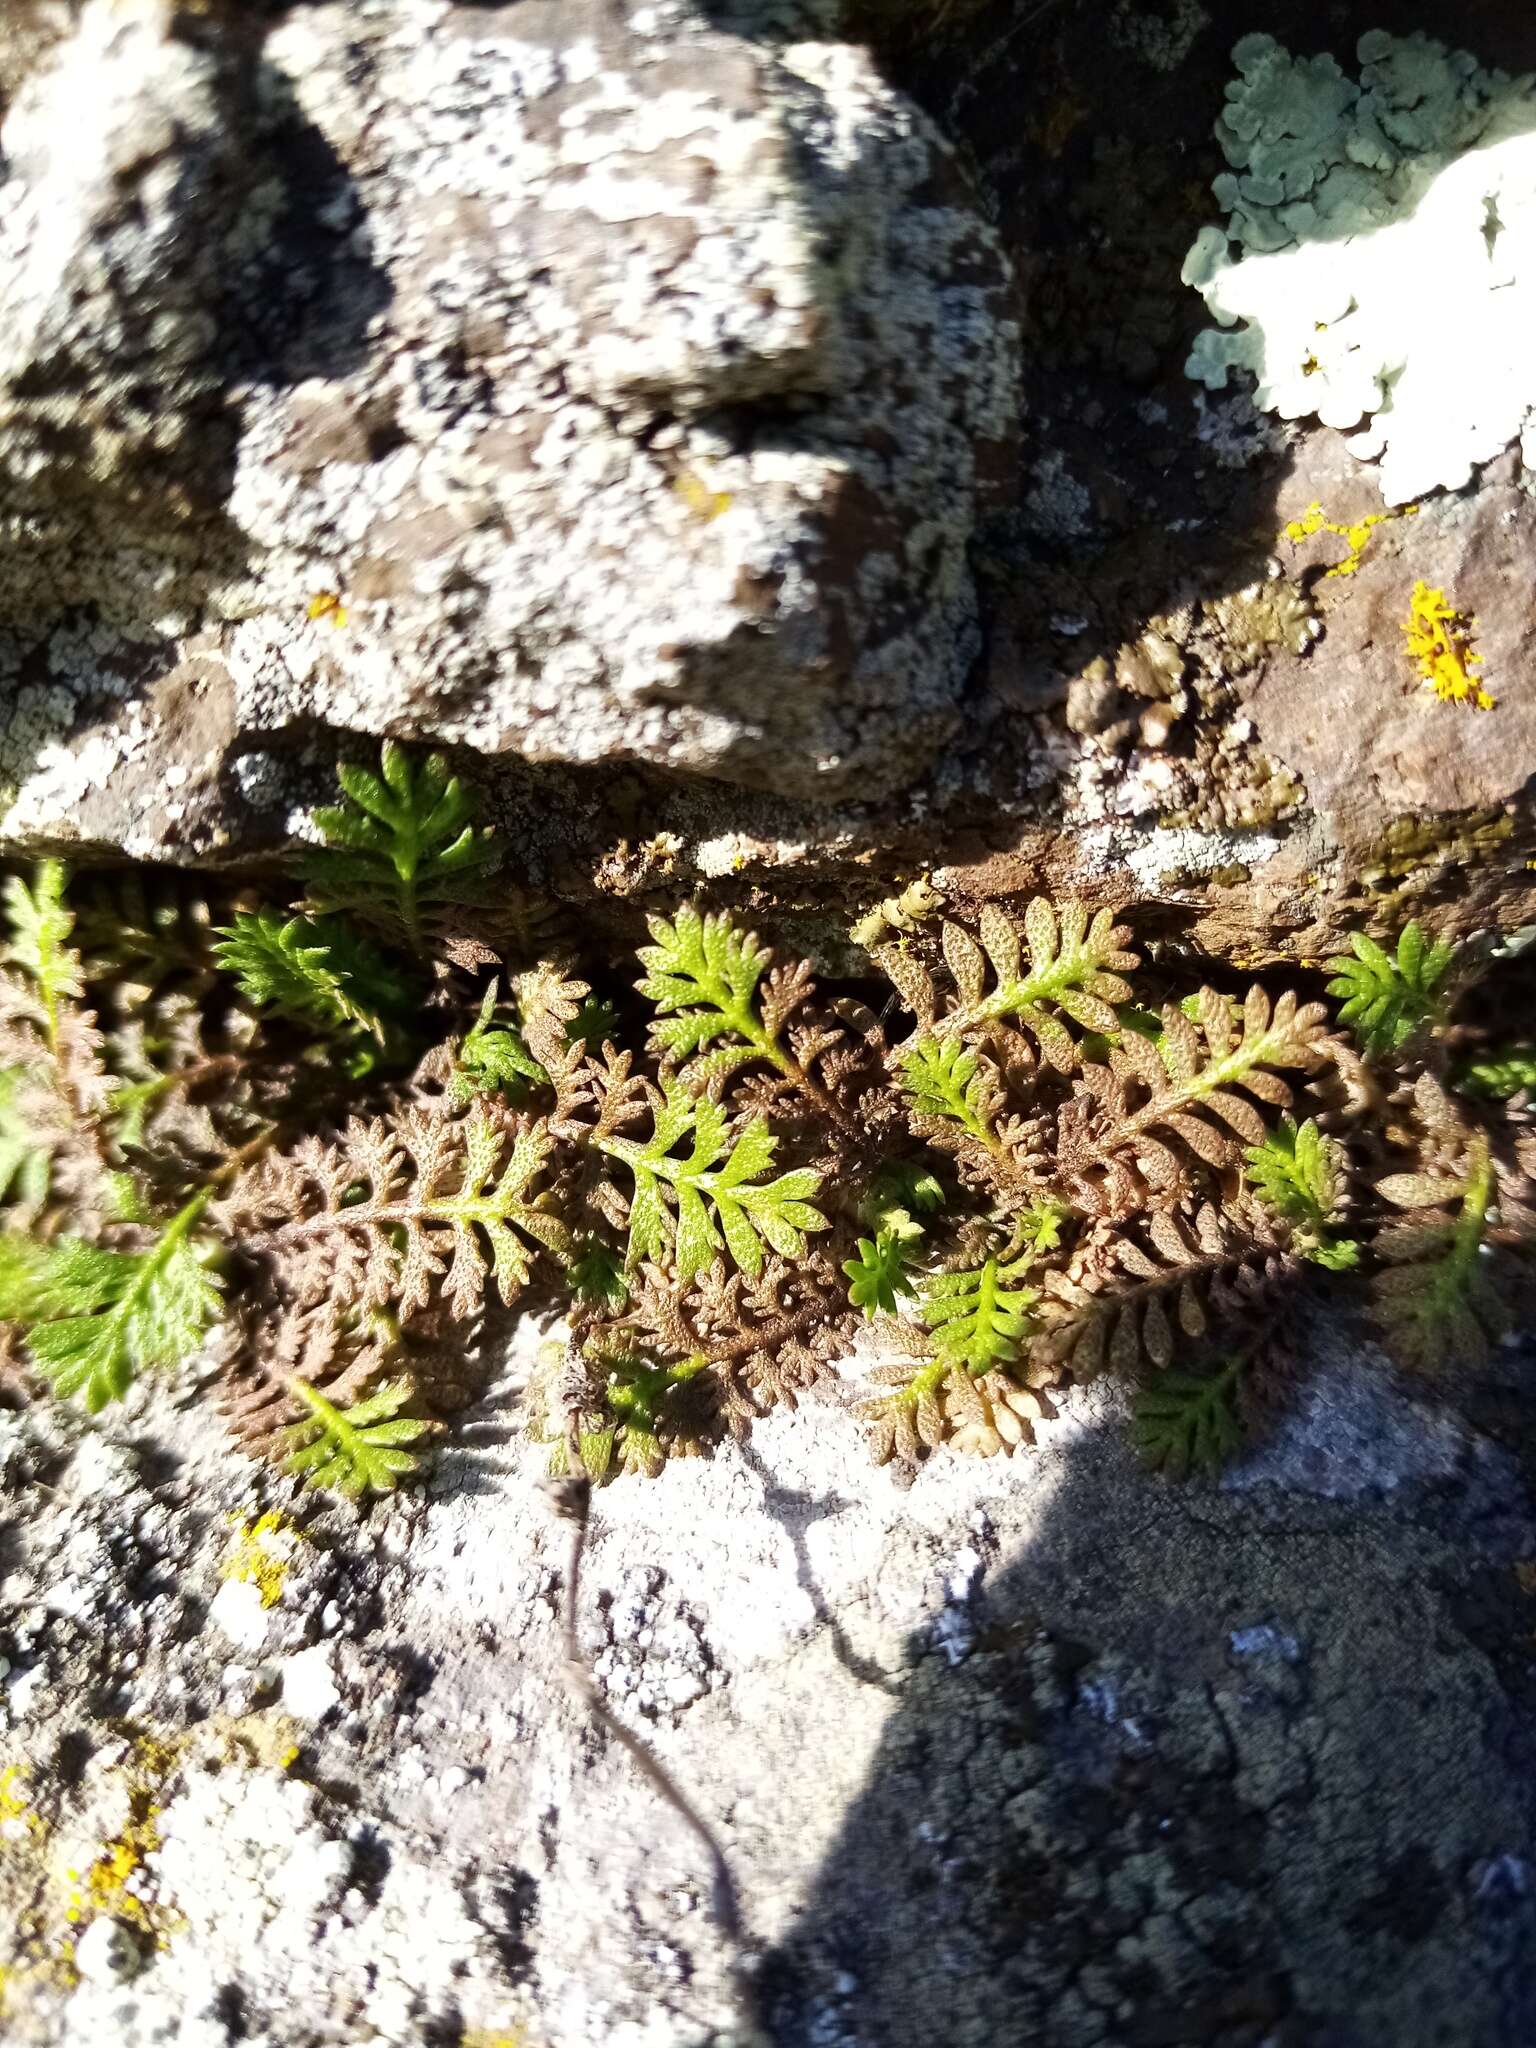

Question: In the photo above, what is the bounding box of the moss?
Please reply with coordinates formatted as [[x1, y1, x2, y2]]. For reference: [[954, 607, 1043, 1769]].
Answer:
[[1360, 809, 1513, 893], [1205, 577, 1319, 668]]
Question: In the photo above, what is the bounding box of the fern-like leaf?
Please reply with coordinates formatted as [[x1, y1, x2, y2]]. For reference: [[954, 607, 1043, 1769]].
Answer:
[[452, 982, 547, 1104], [304, 740, 500, 955], [74, 871, 228, 1015], [567, 1236, 630, 1311], [0, 1192, 221, 1411], [1454, 1047, 1536, 1101], [1132, 1357, 1247, 1477], [594, 1082, 827, 1284], [0, 1068, 49, 1212], [214, 910, 410, 1058], [636, 905, 785, 1079], [1037, 1202, 1292, 1377], [843, 1228, 919, 1318], [896, 1036, 999, 1142], [283, 1376, 430, 1496], [1246, 1116, 1359, 1269], [1372, 1133, 1507, 1370], [240, 1109, 571, 1319], [3, 859, 81, 1051], [922, 1252, 1039, 1374], [1060, 986, 1333, 1211], [2, 859, 111, 1123], [887, 901, 1138, 1071], [1326, 922, 1455, 1057]]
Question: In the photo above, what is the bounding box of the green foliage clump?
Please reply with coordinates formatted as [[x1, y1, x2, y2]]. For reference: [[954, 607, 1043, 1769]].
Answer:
[[1245, 1117, 1359, 1269], [1326, 922, 1455, 1057], [0, 1191, 220, 1412], [214, 910, 411, 1067], [1, 750, 1531, 1497], [305, 740, 500, 955]]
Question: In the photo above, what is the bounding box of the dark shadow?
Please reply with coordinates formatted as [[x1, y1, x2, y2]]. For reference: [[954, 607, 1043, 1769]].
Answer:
[[759, 1335, 1536, 2046]]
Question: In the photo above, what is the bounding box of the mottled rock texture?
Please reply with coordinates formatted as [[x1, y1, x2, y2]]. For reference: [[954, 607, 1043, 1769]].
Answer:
[[2, 1315, 1534, 2046], [0, 0, 1017, 817], [4, 0, 1536, 976]]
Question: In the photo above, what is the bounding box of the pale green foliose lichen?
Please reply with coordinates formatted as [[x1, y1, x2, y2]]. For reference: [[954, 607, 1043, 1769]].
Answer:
[[1183, 30, 1536, 504]]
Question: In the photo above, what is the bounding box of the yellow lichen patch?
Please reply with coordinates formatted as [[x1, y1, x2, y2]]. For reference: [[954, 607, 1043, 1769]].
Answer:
[[64, 1802, 168, 1943], [221, 1508, 304, 1609], [307, 589, 349, 628], [1281, 499, 1418, 579], [0, 1766, 45, 1838], [461, 2031, 527, 2048], [671, 470, 732, 522], [1403, 580, 1493, 710]]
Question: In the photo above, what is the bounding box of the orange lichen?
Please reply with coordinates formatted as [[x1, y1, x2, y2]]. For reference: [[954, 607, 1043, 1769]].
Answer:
[[1281, 499, 1417, 579], [1403, 580, 1493, 710]]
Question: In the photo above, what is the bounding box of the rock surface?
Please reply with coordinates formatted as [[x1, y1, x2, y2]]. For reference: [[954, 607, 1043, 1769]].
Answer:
[[2, 1312, 1534, 2046], [0, 0, 1017, 814], [3, 1, 1535, 970]]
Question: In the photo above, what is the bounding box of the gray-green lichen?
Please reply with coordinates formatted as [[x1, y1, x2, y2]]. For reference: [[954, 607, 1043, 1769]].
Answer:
[[1184, 29, 1536, 503]]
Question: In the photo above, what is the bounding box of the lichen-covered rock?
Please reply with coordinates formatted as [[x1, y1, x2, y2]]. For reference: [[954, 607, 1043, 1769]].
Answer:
[[1183, 29, 1536, 503], [0, 0, 1018, 822]]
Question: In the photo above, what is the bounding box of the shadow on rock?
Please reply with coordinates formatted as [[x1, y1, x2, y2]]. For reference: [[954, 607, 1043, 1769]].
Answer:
[[760, 1341, 1536, 2048]]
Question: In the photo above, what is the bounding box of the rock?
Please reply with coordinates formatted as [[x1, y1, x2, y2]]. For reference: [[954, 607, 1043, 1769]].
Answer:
[[208, 1578, 272, 1655], [0, 0, 1017, 830], [1, 1307, 1535, 2046], [280, 1644, 341, 1722], [73, 1915, 142, 1985], [3, 0, 1536, 981]]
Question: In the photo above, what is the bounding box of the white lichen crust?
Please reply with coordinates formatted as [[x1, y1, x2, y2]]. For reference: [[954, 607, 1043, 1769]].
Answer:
[[1184, 29, 1536, 504]]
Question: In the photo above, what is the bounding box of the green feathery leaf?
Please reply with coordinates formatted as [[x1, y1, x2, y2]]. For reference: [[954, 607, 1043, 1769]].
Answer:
[[897, 1036, 997, 1142], [4, 858, 82, 1055], [594, 1083, 827, 1283], [635, 906, 784, 1078], [1454, 1047, 1536, 1101], [930, 900, 1139, 1063], [1245, 1116, 1359, 1269], [921, 1252, 1039, 1375], [1, 1192, 221, 1412], [452, 983, 547, 1104], [304, 740, 500, 955], [567, 1236, 630, 1312], [844, 1230, 919, 1319], [284, 1376, 430, 1497], [1132, 1357, 1247, 1477], [214, 911, 411, 1056], [1326, 922, 1456, 1057]]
